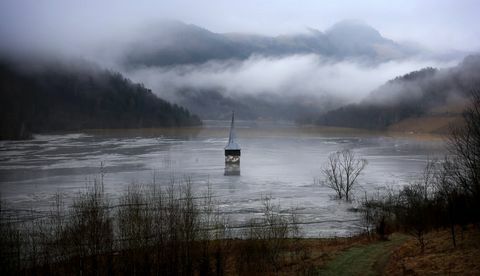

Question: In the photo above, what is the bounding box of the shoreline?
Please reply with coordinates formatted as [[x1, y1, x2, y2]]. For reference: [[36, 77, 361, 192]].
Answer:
[[7, 124, 448, 142]]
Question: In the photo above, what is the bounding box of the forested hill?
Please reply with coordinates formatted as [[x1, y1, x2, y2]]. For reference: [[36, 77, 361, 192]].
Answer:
[[0, 60, 201, 140], [314, 55, 480, 130]]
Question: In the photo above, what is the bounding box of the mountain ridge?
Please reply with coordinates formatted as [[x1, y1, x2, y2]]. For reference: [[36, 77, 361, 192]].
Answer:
[[122, 20, 422, 67]]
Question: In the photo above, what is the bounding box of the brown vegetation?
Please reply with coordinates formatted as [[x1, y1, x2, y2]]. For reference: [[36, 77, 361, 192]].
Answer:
[[385, 225, 480, 275], [387, 115, 462, 134], [0, 179, 318, 275], [1, 176, 390, 275], [358, 90, 480, 274], [387, 99, 467, 134]]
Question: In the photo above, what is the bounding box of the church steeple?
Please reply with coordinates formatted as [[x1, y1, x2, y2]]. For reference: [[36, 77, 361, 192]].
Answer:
[[225, 111, 241, 163]]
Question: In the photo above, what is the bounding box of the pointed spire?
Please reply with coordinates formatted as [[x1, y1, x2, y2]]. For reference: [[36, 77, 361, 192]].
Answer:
[[225, 111, 240, 150], [229, 111, 236, 144]]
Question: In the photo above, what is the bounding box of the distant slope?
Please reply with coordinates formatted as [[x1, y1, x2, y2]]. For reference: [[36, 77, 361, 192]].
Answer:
[[387, 100, 467, 134], [124, 21, 249, 67], [123, 20, 420, 67], [0, 60, 201, 140], [173, 88, 342, 121], [315, 55, 480, 131]]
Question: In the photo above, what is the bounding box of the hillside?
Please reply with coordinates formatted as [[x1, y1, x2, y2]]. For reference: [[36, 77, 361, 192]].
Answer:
[[123, 21, 248, 67], [0, 60, 201, 140], [315, 55, 480, 131], [173, 88, 342, 120]]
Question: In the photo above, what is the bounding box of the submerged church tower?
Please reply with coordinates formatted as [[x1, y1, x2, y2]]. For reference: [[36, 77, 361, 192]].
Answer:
[[225, 112, 241, 164]]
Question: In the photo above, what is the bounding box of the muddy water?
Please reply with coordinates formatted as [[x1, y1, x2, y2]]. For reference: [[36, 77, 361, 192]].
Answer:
[[0, 121, 445, 236]]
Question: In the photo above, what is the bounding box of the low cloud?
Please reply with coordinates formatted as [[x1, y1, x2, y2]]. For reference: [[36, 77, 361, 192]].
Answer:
[[124, 55, 457, 103]]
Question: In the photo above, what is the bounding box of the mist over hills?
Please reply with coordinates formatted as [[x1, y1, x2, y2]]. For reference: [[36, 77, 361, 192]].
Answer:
[[1, 18, 477, 136], [115, 20, 464, 122], [123, 20, 421, 68], [314, 55, 480, 131]]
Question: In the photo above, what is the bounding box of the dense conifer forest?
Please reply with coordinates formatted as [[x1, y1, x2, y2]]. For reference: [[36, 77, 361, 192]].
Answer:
[[0, 60, 201, 140]]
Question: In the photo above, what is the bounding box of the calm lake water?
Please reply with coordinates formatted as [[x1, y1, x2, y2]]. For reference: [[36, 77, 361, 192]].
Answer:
[[0, 121, 445, 237]]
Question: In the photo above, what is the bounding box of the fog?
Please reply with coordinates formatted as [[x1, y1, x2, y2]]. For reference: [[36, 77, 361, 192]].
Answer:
[[126, 55, 455, 102], [0, 0, 477, 120]]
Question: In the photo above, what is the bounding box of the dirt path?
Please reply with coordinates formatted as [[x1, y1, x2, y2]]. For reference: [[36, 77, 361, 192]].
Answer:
[[318, 233, 409, 276]]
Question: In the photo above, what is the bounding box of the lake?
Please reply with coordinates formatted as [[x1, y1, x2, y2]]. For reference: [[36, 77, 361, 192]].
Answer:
[[0, 121, 446, 237]]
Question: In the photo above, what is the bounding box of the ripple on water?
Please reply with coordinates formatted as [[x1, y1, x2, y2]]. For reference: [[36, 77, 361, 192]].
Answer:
[[0, 127, 445, 237]]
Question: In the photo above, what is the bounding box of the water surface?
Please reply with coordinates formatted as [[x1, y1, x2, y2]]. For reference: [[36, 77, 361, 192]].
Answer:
[[0, 121, 445, 236]]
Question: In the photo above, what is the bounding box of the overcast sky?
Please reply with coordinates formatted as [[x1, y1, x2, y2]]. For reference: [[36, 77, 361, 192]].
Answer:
[[1, 0, 479, 53]]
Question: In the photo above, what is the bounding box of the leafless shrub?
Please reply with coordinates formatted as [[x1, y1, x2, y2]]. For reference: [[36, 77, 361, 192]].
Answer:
[[360, 188, 398, 240], [397, 183, 435, 253], [237, 196, 302, 274], [361, 160, 441, 250], [67, 179, 114, 274], [0, 200, 24, 275]]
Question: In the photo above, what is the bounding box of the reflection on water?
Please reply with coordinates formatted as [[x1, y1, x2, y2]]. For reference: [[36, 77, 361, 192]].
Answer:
[[224, 163, 241, 176], [0, 121, 446, 237]]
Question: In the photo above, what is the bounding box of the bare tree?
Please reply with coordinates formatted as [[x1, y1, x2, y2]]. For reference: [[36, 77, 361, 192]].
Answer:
[[447, 90, 480, 222], [321, 149, 368, 201], [397, 182, 434, 253]]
